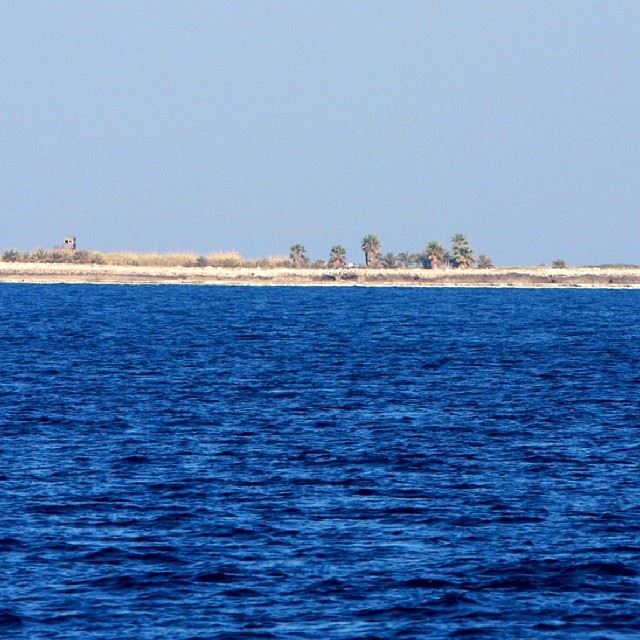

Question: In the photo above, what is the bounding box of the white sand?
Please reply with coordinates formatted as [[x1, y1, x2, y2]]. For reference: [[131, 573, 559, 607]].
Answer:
[[1, 262, 639, 287]]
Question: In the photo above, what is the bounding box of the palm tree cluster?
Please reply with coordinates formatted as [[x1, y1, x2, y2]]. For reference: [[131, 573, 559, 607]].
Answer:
[[287, 234, 491, 269], [420, 234, 477, 269], [355, 233, 490, 269]]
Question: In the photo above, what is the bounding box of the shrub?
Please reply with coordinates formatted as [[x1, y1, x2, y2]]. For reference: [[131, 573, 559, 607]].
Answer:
[[2, 249, 21, 262], [30, 248, 51, 262], [477, 255, 494, 269], [50, 251, 70, 263]]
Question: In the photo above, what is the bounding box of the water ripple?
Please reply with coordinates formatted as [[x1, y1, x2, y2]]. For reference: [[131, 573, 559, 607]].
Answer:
[[0, 285, 638, 638]]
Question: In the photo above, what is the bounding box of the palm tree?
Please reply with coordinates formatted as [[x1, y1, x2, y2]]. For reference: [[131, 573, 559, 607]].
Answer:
[[328, 245, 347, 268], [380, 252, 397, 268], [451, 233, 475, 268], [289, 244, 308, 268], [361, 234, 381, 267], [477, 254, 494, 269], [425, 241, 446, 269]]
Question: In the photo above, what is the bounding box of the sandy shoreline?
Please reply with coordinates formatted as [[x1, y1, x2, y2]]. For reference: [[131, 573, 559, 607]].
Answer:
[[1, 262, 640, 288]]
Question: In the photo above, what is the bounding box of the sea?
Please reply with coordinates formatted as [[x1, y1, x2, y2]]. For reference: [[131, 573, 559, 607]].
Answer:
[[0, 284, 639, 639]]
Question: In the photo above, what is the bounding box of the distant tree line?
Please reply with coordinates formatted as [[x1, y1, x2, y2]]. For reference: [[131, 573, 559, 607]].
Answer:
[[2, 239, 578, 271], [2, 235, 494, 269]]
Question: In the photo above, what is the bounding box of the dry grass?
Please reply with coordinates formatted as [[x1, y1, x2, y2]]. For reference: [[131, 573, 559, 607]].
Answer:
[[203, 251, 244, 267], [99, 252, 200, 267], [202, 253, 290, 268], [255, 255, 290, 268], [95, 251, 290, 268], [0, 249, 275, 268]]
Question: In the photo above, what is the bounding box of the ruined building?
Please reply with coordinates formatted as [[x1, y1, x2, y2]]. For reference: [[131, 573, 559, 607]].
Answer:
[[54, 236, 77, 252]]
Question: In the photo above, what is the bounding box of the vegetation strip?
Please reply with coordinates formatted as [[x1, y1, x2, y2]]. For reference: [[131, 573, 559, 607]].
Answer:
[[2, 233, 494, 269]]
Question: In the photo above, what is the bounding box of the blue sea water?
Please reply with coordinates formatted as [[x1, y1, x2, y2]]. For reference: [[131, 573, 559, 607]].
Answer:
[[0, 284, 639, 639]]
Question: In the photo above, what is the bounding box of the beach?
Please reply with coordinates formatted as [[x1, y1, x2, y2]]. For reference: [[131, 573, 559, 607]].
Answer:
[[1, 262, 639, 287]]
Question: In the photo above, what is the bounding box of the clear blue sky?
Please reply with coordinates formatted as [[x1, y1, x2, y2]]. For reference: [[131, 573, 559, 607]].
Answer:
[[1, 1, 639, 265]]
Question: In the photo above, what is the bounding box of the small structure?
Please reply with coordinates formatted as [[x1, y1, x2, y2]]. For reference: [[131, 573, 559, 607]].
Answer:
[[54, 236, 77, 252]]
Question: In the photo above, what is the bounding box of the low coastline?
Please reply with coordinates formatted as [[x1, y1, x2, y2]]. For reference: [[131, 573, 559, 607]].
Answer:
[[1, 262, 639, 287]]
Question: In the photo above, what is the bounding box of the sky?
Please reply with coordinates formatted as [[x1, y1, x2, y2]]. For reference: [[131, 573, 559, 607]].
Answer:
[[1, 1, 639, 265]]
